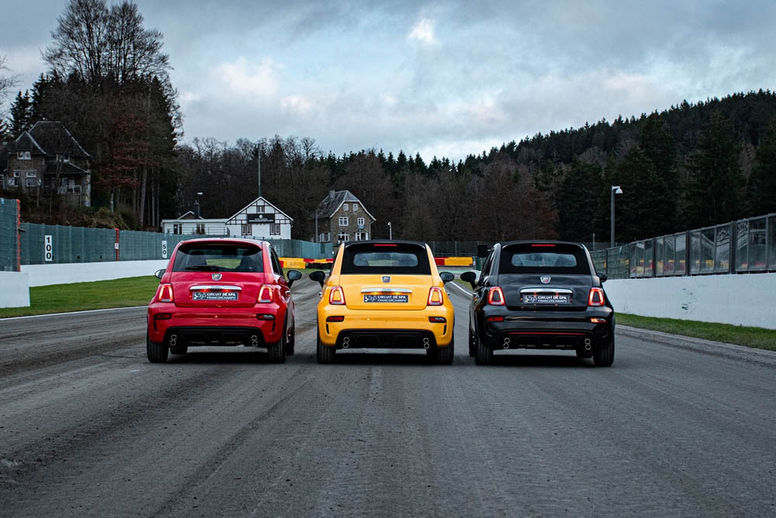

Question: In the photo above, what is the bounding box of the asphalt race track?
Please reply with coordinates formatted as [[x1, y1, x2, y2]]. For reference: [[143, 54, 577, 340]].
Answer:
[[1, 280, 775, 517]]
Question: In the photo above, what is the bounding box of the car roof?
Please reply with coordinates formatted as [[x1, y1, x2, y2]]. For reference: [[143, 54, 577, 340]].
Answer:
[[343, 240, 427, 248], [176, 237, 269, 247]]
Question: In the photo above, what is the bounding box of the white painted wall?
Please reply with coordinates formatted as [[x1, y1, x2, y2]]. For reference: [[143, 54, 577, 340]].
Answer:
[[0, 271, 30, 308], [22, 259, 169, 287], [604, 273, 776, 330]]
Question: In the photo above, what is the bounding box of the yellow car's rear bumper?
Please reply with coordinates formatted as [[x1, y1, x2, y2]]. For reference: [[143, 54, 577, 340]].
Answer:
[[317, 305, 454, 348]]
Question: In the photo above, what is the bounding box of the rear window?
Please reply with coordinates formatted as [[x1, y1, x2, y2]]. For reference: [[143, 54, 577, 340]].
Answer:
[[172, 242, 264, 272], [341, 243, 430, 275], [499, 244, 590, 274]]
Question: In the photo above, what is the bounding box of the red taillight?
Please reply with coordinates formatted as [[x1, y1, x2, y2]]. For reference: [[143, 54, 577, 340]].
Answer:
[[258, 285, 273, 303], [157, 283, 174, 303], [427, 286, 444, 306], [487, 286, 505, 305], [487, 316, 504, 322], [429, 316, 446, 323], [588, 287, 605, 306], [531, 243, 556, 247], [326, 316, 345, 322], [329, 286, 346, 305]]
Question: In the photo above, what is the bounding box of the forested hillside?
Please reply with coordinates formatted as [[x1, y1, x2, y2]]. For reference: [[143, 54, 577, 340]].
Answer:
[[4, 3, 776, 243], [175, 91, 776, 243]]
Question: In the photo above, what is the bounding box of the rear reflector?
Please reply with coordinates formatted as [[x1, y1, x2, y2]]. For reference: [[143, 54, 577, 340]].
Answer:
[[428, 316, 446, 323], [487, 287, 505, 305], [154, 313, 172, 320], [487, 316, 504, 322], [326, 316, 345, 322], [588, 287, 605, 306], [257, 314, 275, 320]]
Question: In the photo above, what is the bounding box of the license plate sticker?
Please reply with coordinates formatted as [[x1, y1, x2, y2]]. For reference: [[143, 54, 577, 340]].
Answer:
[[522, 293, 571, 304], [363, 294, 408, 303], [193, 291, 239, 301]]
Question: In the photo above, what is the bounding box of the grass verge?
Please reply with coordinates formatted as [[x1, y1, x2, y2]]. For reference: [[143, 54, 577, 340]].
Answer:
[[617, 313, 776, 352], [0, 269, 325, 319]]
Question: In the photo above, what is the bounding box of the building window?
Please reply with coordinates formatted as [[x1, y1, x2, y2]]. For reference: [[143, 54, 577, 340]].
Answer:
[[173, 224, 181, 234], [339, 216, 348, 227], [196, 224, 205, 235], [25, 177, 38, 187], [355, 232, 368, 241], [353, 204, 358, 212], [338, 232, 350, 243], [257, 205, 265, 213], [17, 151, 31, 160], [241, 224, 251, 235], [357, 217, 365, 226], [25, 171, 37, 177], [343, 203, 349, 211], [270, 223, 281, 235]]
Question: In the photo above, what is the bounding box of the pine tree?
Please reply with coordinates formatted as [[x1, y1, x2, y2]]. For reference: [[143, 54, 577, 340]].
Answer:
[[747, 122, 776, 215], [9, 90, 33, 135], [684, 111, 744, 228]]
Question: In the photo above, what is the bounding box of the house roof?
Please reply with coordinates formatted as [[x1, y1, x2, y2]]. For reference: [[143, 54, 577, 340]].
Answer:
[[314, 190, 376, 221], [225, 196, 293, 224], [23, 121, 90, 159], [11, 132, 47, 155]]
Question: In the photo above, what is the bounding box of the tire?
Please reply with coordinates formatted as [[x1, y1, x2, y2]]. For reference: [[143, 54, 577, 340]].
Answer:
[[285, 322, 295, 356], [147, 333, 168, 363], [170, 345, 188, 355], [593, 337, 615, 367], [474, 333, 493, 365], [316, 332, 335, 364], [267, 330, 287, 363], [435, 337, 454, 365]]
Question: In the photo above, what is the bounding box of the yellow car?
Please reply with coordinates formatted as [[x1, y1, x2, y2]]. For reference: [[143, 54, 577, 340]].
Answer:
[[310, 240, 456, 364]]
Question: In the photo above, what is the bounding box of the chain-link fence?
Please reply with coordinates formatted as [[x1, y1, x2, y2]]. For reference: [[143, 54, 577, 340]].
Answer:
[[0, 198, 20, 271]]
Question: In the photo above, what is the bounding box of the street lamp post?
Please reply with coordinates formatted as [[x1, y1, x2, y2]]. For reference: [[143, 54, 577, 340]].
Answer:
[[388, 221, 392, 240], [610, 185, 623, 248]]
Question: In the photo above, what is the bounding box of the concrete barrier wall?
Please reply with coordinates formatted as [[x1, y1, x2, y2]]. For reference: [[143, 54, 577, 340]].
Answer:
[[0, 272, 31, 308], [604, 273, 776, 330], [22, 260, 169, 287]]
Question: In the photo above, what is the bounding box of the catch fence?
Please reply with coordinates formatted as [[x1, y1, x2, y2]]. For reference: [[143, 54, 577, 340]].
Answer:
[[0, 197, 20, 271]]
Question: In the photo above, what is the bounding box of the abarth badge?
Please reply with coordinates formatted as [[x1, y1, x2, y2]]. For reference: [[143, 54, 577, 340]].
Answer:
[[212, 273, 222, 281], [382, 276, 391, 283], [540, 275, 551, 284]]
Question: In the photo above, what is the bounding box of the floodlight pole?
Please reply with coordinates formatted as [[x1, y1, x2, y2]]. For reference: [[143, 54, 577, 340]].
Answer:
[[610, 185, 623, 248], [388, 221, 392, 240]]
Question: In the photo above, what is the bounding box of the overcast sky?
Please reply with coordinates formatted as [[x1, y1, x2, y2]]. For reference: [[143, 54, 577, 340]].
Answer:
[[3, 0, 776, 160]]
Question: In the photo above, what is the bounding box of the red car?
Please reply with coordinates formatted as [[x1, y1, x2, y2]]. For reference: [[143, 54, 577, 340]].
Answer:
[[147, 238, 301, 363]]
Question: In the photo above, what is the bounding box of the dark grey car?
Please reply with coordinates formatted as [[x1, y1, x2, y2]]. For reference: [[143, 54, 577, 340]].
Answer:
[[461, 241, 615, 366]]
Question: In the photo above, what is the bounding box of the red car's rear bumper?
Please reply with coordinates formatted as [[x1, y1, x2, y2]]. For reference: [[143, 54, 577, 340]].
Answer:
[[147, 302, 285, 346]]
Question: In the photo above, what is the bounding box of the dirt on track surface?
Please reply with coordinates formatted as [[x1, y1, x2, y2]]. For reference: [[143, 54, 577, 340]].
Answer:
[[1, 280, 776, 517]]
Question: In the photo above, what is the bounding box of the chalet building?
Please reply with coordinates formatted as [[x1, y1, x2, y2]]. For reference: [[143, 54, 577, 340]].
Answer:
[[161, 196, 292, 240], [0, 121, 91, 206], [313, 190, 375, 244]]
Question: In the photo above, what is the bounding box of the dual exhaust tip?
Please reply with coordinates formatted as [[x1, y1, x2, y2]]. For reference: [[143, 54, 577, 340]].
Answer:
[[500, 336, 593, 350], [340, 336, 433, 350]]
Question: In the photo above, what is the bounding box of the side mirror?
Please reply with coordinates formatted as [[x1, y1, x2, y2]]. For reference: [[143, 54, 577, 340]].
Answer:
[[599, 273, 607, 283], [439, 271, 454, 283], [460, 271, 477, 290], [309, 270, 326, 288], [286, 269, 302, 287], [155, 269, 166, 280]]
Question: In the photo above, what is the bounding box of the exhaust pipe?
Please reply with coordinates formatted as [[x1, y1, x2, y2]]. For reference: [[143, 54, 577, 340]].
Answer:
[[169, 334, 178, 347], [342, 336, 350, 349], [423, 337, 431, 350], [503, 337, 511, 350], [250, 334, 259, 347], [584, 338, 592, 351]]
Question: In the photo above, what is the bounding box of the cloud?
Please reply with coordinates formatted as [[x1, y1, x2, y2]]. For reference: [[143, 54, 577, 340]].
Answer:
[[408, 18, 436, 45], [281, 95, 315, 116], [215, 57, 280, 99]]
